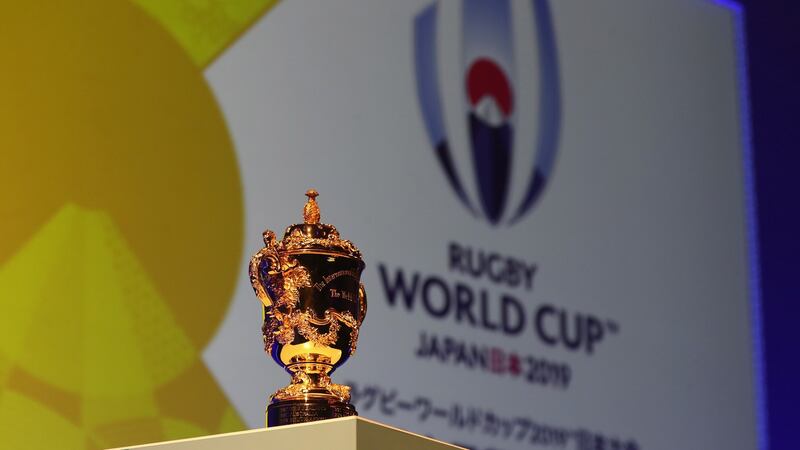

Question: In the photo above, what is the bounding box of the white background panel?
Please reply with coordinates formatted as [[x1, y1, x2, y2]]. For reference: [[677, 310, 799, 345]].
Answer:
[[203, 1, 755, 449]]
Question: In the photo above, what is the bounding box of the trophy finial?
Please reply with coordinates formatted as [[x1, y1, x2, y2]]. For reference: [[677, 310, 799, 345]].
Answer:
[[304, 189, 320, 224]]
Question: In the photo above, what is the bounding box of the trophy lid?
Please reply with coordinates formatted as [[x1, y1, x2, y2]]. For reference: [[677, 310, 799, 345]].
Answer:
[[278, 189, 362, 259]]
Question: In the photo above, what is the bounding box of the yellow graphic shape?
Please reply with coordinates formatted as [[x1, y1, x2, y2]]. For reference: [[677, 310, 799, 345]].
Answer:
[[0, 1, 246, 448], [133, 0, 281, 67], [0, 205, 243, 449], [0, 0, 242, 354]]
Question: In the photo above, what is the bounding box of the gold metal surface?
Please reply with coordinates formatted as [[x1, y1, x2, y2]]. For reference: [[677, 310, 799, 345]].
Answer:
[[249, 190, 367, 423], [280, 226, 362, 258], [303, 189, 321, 224]]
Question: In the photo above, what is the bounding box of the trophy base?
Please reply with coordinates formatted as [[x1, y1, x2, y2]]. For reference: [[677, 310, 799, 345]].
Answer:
[[267, 398, 357, 427]]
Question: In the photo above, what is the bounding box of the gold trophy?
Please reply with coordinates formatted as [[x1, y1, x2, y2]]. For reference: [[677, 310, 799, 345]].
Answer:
[[249, 190, 367, 427]]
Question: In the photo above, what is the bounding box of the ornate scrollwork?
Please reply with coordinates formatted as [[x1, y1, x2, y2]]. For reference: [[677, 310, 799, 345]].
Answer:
[[282, 225, 362, 258], [252, 229, 360, 353], [273, 372, 351, 402], [262, 310, 279, 354]]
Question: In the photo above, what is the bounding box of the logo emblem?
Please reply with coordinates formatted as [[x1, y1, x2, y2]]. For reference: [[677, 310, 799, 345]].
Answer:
[[414, 0, 561, 225]]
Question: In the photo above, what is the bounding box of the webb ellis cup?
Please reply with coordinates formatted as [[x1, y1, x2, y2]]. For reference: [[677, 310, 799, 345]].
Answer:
[[249, 190, 367, 427]]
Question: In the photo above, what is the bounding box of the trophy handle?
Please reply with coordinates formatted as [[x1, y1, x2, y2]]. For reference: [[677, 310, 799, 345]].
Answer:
[[357, 282, 367, 325], [249, 249, 273, 307], [249, 230, 280, 308]]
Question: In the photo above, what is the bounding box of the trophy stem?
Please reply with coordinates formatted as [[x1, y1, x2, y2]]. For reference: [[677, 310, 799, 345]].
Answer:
[[273, 361, 352, 403], [266, 360, 357, 427]]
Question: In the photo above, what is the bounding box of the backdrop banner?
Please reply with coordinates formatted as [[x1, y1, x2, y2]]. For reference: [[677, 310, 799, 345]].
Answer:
[[0, 1, 756, 449], [205, 1, 757, 450]]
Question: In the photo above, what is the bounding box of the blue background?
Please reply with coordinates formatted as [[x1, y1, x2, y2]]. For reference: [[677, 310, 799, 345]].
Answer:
[[741, 1, 800, 448]]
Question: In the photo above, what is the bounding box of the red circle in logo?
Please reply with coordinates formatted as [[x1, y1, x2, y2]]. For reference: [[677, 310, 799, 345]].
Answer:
[[466, 58, 514, 117]]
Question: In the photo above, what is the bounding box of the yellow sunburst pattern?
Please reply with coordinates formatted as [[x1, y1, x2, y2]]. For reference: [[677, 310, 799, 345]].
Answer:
[[0, 0, 276, 448]]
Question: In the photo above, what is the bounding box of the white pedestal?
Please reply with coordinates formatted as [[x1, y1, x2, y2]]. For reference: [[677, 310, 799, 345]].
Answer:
[[108, 416, 464, 450]]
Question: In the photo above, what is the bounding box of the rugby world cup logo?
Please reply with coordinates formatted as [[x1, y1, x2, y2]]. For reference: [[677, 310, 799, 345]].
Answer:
[[414, 0, 561, 225]]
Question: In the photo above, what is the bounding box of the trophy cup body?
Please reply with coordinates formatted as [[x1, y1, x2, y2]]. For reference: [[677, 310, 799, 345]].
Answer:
[[250, 190, 367, 427]]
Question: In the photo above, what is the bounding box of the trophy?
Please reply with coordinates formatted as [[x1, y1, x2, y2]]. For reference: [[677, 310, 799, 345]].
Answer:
[[249, 189, 367, 427]]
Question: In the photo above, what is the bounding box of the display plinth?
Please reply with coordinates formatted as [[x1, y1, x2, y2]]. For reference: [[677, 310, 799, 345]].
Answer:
[[107, 416, 464, 450]]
